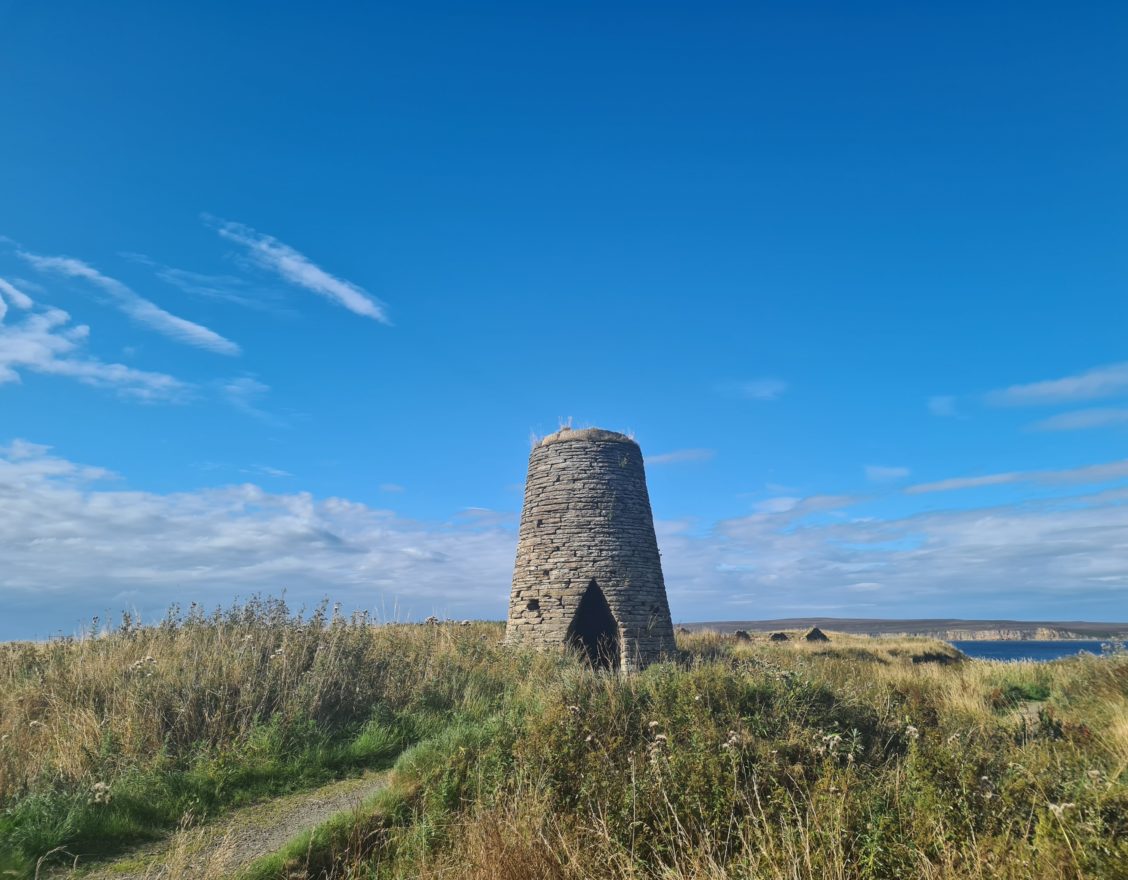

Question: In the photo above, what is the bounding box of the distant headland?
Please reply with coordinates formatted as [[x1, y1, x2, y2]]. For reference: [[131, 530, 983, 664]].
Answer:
[[682, 617, 1128, 641]]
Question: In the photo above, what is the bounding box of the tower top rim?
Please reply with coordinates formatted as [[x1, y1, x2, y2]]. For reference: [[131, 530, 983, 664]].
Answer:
[[535, 427, 638, 449]]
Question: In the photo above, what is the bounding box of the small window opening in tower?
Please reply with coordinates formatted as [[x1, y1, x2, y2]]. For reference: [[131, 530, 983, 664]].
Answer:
[[526, 599, 540, 612], [566, 580, 620, 670]]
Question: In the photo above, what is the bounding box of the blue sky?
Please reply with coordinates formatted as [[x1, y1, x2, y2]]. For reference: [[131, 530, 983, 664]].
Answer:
[[2, 1, 1127, 638]]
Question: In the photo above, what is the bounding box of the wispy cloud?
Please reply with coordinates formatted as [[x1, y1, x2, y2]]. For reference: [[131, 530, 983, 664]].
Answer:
[[380, 483, 406, 493], [0, 277, 35, 313], [124, 253, 291, 314], [208, 218, 388, 323], [220, 376, 279, 423], [907, 458, 1128, 494], [1031, 407, 1128, 432], [906, 472, 1020, 494], [746, 494, 858, 518], [720, 379, 788, 401], [753, 496, 801, 514], [647, 448, 716, 465], [986, 362, 1128, 407], [20, 252, 240, 355], [243, 464, 292, 478], [0, 304, 188, 400], [865, 465, 910, 482], [928, 395, 959, 417]]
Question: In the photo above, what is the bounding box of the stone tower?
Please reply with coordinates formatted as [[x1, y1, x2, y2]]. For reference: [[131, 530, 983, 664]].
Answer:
[[505, 427, 676, 671]]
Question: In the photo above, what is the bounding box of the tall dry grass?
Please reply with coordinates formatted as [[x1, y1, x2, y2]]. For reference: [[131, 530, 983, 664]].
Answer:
[[0, 599, 556, 876], [3, 614, 1126, 880], [314, 631, 1128, 880], [0, 599, 522, 802]]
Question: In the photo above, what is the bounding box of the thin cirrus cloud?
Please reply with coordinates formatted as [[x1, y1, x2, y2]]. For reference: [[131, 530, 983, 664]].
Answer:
[[906, 458, 1128, 494], [647, 448, 716, 465], [748, 494, 858, 517], [208, 217, 389, 323], [19, 252, 240, 356], [123, 253, 290, 314], [928, 395, 960, 417], [244, 464, 293, 478], [220, 376, 281, 424], [1031, 407, 1128, 432], [719, 378, 788, 401], [865, 465, 910, 482], [985, 361, 1128, 407], [906, 472, 1020, 494]]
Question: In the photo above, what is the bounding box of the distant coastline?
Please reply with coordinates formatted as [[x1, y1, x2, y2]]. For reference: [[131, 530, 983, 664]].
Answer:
[[681, 617, 1128, 641]]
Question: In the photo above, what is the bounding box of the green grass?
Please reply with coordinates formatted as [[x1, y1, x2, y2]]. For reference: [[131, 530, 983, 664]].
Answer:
[[0, 715, 403, 873]]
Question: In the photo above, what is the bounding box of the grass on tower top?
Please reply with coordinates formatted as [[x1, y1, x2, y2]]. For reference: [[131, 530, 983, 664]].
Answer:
[[534, 425, 638, 448]]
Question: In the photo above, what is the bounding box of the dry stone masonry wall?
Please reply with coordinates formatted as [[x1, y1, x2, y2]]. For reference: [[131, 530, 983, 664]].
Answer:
[[505, 427, 677, 671]]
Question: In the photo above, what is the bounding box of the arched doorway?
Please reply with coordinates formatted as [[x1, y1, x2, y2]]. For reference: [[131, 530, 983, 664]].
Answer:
[[567, 580, 620, 670]]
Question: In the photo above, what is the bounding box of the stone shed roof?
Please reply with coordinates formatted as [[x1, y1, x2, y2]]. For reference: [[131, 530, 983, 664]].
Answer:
[[536, 427, 637, 448]]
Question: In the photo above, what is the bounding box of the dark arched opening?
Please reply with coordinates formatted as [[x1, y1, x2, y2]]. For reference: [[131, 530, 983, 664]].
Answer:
[[567, 580, 620, 670]]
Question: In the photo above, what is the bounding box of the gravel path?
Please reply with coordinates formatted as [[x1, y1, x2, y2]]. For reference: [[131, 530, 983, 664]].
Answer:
[[62, 771, 390, 879]]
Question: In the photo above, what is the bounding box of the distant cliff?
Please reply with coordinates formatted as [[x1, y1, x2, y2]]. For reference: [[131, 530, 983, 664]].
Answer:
[[685, 618, 1128, 641], [929, 627, 1087, 641]]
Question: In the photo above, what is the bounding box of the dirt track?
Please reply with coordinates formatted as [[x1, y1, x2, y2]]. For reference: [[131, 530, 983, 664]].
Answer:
[[59, 771, 390, 879]]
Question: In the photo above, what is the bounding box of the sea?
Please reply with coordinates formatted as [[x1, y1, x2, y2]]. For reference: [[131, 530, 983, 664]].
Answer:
[[950, 640, 1124, 662]]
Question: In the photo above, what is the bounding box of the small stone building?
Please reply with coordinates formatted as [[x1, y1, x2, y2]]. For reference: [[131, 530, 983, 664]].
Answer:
[[505, 427, 677, 671]]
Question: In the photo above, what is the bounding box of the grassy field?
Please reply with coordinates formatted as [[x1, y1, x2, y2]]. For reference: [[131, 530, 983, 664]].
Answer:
[[1, 601, 1126, 879]]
